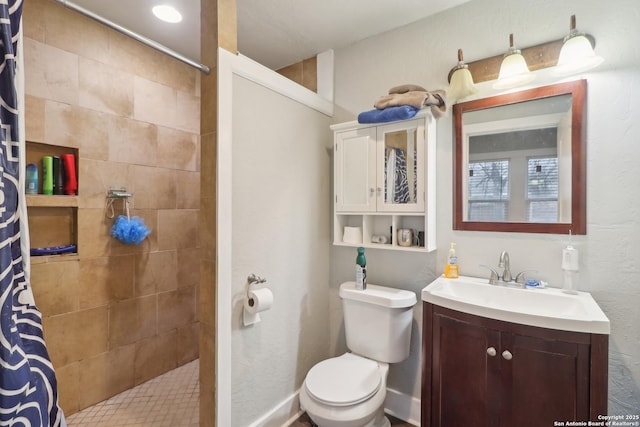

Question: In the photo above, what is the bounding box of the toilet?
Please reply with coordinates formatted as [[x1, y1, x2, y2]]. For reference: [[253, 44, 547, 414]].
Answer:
[[300, 282, 417, 427]]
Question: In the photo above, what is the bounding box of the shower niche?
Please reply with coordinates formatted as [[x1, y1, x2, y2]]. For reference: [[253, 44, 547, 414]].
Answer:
[[25, 141, 79, 260], [332, 111, 436, 252]]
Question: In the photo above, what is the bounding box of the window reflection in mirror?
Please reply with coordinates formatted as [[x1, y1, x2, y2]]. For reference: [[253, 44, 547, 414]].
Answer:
[[454, 80, 586, 234]]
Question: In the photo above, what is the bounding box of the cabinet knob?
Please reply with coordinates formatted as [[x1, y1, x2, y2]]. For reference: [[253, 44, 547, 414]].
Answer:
[[486, 347, 497, 357], [369, 188, 375, 197], [502, 350, 513, 360], [376, 187, 382, 196]]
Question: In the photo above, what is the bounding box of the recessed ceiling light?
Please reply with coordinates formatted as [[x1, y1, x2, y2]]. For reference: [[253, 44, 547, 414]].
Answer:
[[152, 5, 183, 23]]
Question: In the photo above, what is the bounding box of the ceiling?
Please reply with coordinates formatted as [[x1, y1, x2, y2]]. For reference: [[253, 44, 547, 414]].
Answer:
[[69, 0, 471, 70]]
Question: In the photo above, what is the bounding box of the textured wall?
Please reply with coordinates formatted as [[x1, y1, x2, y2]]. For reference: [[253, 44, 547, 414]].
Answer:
[[231, 75, 332, 426], [332, 0, 640, 415], [23, 0, 201, 416]]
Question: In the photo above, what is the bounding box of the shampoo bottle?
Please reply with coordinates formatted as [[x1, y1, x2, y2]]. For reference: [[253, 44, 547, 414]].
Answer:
[[445, 243, 459, 278], [355, 247, 367, 290]]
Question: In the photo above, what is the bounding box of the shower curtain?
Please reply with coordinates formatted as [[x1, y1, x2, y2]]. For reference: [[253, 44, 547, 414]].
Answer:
[[0, 1, 67, 426]]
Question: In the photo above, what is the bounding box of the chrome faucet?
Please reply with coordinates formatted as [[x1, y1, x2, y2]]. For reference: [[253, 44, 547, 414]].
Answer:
[[498, 251, 512, 283]]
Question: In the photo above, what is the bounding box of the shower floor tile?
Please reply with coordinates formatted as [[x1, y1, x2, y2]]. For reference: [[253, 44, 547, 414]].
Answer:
[[66, 359, 199, 427]]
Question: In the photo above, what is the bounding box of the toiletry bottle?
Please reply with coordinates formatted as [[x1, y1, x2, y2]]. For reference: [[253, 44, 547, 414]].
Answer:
[[562, 243, 579, 294], [445, 243, 459, 278], [42, 156, 53, 195], [25, 163, 38, 194], [355, 247, 367, 290]]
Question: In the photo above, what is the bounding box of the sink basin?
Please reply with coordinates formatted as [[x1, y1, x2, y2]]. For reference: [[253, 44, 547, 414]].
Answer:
[[422, 275, 610, 334]]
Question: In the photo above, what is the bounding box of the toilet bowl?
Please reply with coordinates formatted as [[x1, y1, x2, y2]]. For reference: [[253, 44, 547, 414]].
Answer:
[[300, 282, 416, 427], [299, 353, 390, 427]]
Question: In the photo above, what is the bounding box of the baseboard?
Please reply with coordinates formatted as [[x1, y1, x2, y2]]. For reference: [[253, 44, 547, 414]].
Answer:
[[384, 388, 421, 427], [247, 390, 301, 427]]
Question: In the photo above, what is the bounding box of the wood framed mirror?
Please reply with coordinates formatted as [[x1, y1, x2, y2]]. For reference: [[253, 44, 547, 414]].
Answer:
[[453, 80, 586, 234]]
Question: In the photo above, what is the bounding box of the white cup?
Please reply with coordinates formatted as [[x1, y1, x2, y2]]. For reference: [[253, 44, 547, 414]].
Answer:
[[397, 229, 413, 247]]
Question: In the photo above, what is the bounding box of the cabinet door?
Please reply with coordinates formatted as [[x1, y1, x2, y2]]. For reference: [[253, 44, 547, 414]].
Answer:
[[377, 119, 425, 212], [335, 127, 377, 212], [500, 332, 590, 427], [431, 312, 500, 427]]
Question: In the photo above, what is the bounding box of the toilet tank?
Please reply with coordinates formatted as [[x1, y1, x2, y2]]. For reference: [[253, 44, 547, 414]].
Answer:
[[339, 281, 417, 363]]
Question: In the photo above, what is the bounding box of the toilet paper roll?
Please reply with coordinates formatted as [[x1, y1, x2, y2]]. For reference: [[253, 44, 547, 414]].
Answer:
[[244, 288, 274, 315]]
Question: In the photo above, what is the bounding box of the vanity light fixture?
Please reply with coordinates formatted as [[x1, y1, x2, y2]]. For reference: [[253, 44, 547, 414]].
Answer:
[[554, 15, 603, 76], [447, 49, 478, 102], [152, 4, 183, 23], [493, 33, 535, 90]]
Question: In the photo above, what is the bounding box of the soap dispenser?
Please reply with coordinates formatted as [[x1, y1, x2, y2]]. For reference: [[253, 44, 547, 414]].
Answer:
[[445, 243, 459, 278], [562, 235, 579, 294]]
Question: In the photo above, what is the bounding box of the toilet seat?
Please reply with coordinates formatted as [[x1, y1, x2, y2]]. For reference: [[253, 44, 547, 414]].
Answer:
[[304, 353, 381, 407]]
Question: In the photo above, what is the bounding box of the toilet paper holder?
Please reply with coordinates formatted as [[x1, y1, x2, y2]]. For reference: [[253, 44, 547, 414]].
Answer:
[[243, 273, 271, 326]]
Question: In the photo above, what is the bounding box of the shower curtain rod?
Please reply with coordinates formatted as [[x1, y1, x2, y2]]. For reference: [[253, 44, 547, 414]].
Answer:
[[53, 0, 211, 75]]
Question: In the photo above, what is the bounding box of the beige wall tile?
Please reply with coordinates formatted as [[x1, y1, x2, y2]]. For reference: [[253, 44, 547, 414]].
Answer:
[[23, 0, 46, 42], [25, 95, 45, 142], [176, 170, 201, 210], [77, 345, 136, 410], [78, 159, 133, 209], [41, 0, 110, 64], [77, 208, 110, 258], [133, 166, 177, 209], [79, 58, 134, 117], [157, 209, 199, 250], [55, 362, 80, 416], [43, 307, 109, 368], [31, 260, 80, 316], [134, 77, 177, 127], [157, 127, 199, 171], [134, 331, 177, 385], [24, 38, 79, 105], [134, 250, 178, 296], [45, 101, 109, 160], [178, 247, 201, 288], [177, 322, 199, 365], [79, 256, 135, 309], [157, 286, 196, 333], [176, 90, 201, 134], [109, 295, 157, 347], [303, 56, 318, 92], [108, 116, 158, 166]]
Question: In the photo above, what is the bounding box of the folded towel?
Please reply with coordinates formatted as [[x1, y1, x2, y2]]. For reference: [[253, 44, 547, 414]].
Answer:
[[374, 90, 448, 118], [388, 84, 427, 94], [358, 105, 420, 124]]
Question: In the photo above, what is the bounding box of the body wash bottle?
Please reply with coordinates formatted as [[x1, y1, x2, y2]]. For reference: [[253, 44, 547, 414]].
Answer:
[[445, 243, 459, 278]]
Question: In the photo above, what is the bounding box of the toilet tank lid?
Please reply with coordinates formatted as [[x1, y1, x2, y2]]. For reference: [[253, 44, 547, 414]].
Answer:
[[339, 282, 417, 308]]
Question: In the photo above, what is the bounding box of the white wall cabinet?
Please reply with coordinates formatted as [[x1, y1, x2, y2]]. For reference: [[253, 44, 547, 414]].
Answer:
[[332, 111, 436, 252]]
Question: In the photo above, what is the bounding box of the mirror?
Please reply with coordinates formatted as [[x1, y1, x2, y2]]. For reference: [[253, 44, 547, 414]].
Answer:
[[454, 80, 586, 234]]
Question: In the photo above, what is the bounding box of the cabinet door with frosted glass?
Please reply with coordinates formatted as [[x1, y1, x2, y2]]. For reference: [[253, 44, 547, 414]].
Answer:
[[376, 119, 425, 212], [335, 127, 377, 212]]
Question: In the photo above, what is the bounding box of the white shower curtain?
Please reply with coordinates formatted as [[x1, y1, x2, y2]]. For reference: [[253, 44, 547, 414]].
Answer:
[[0, 1, 66, 425]]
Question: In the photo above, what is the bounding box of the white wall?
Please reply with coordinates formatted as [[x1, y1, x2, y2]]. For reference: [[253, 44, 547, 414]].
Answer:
[[230, 74, 332, 425], [331, 0, 640, 415]]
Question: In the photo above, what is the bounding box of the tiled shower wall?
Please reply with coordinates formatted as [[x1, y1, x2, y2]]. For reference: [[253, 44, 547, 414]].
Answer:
[[23, 0, 200, 416]]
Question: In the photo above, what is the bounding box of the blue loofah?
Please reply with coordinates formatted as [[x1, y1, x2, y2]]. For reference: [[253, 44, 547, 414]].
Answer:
[[110, 215, 151, 245]]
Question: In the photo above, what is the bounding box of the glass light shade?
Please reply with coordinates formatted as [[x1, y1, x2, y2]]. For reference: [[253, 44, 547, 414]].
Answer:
[[449, 66, 478, 102], [152, 5, 183, 23], [493, 51, 535, 89], [555, 34, 603, 75]]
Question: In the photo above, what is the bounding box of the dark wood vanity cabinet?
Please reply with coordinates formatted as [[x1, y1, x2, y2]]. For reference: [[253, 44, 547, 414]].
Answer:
[[421, 303, 608, 427]]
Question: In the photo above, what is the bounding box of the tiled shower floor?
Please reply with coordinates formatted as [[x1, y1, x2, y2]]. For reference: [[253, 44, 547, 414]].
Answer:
[[66, 359, 199, 427]]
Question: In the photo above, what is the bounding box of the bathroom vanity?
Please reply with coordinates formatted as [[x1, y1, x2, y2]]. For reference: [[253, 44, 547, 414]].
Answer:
[[421, 276, 609, 427]]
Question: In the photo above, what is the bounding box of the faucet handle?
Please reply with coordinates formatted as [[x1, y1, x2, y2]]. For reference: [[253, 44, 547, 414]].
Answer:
[[515, 270, 538, 284], [479, 264, 499, 285]]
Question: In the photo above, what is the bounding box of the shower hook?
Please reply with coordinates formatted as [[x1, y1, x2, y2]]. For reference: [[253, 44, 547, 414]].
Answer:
[[106, 187, 133, 219]]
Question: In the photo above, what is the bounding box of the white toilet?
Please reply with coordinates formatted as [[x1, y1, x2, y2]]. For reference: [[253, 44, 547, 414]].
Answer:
[[300, 282, 417, 427]]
